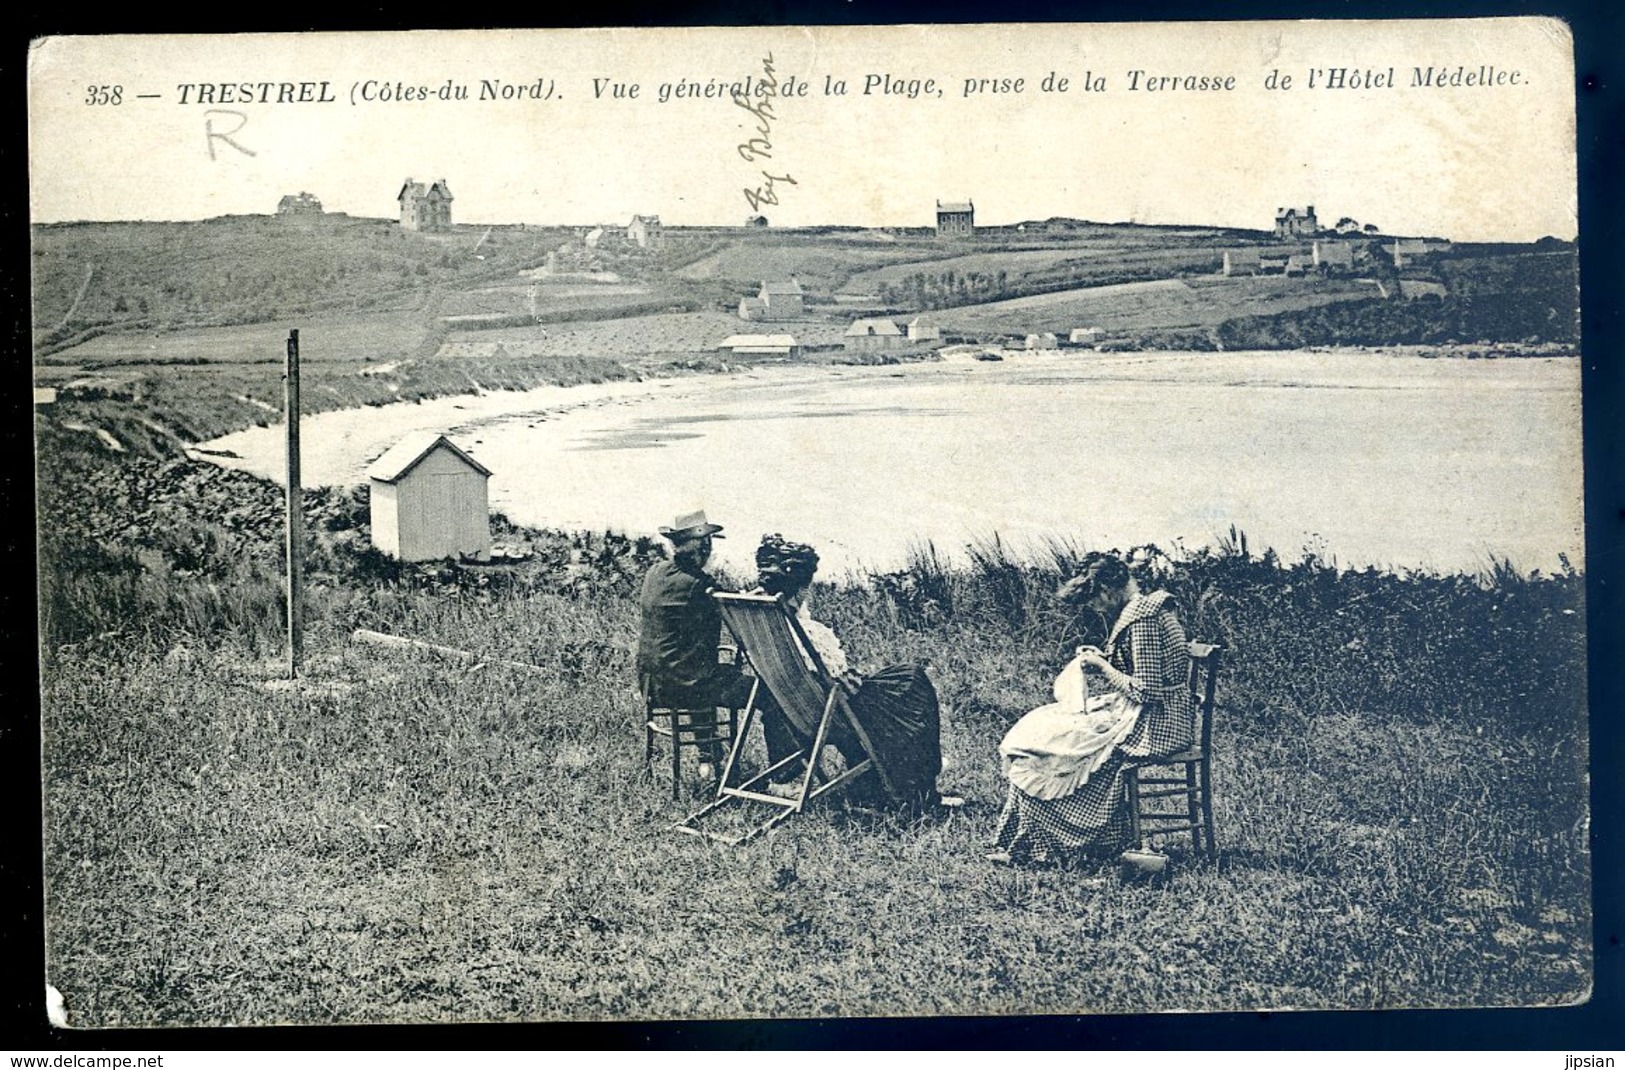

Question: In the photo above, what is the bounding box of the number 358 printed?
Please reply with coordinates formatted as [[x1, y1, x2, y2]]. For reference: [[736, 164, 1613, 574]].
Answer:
[[85, 84, 122, 105]]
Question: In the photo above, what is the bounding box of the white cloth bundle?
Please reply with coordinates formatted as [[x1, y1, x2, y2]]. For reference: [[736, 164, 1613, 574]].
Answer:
[[998, 655, 1141, 800]]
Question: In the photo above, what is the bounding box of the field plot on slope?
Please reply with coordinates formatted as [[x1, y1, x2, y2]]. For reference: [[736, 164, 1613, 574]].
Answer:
[[931, 276, 1382, 336], [39, 310, 432, 369], [448, 311, 854, 357], [674, 236, 953, 290]]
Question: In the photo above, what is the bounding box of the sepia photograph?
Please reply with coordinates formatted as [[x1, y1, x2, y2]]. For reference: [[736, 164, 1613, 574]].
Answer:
[[27, 18, 1592, 1029]]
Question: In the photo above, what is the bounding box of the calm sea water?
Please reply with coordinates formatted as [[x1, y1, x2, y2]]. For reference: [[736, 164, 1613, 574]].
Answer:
[[203, 351, 1584, 577]]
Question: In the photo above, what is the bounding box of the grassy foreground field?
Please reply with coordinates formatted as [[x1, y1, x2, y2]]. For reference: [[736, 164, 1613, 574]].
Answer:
[[37, 437, 1591, 1025]]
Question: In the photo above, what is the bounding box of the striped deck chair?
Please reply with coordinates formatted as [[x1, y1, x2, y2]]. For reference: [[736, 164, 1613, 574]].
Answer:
[[675, 592, 899, 845]]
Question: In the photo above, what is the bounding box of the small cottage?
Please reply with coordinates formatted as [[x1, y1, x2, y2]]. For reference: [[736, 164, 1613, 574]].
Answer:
[[1222, 249, 1263, 276], [277, 191, 324, 216], [1025, 332, 1059, 350], [844, 318, 905, 352], [367, 432, 491, 562], [907, 317, 941, 342], [717, 334, 799, 358], [1312, 240, 1357, 272], [739, 278, 805, 321]]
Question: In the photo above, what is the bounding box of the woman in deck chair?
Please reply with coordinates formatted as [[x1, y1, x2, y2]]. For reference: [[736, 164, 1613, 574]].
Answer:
[[988, 552, 1195, 866], [753, 534, 947, 813]]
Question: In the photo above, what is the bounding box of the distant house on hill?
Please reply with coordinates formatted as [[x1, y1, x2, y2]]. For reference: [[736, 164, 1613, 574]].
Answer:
[[718, 334, 798, 357], [367, 432, 491, 563], [399, 178, 453, 232], [1069, 327, 1102, 345], [627, 215, 663, 249], [1274, 205, 1318, 239], [277, 191, 324, 216], [1025, 332, 1059, 350], [739, 278, 805, 321], [1335, 216, 1363, 235], [936, 200, 975, 239], [844, 317, 905, 352]]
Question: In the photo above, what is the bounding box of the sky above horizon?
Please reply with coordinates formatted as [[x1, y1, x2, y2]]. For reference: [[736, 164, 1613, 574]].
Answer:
[[28, 19, 1579, 242]]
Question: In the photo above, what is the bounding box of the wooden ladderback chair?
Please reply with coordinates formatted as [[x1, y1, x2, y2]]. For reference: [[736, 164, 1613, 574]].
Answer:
[[1123, 641, 1223, 858], [675, 592, 898, 845], [641, 644, 739, 799]]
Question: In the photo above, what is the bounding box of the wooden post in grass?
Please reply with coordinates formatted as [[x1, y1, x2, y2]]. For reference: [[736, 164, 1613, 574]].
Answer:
[[284, 328, 304, 677]]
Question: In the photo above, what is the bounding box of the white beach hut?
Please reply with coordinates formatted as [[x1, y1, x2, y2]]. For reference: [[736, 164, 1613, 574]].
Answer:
[[367, 432, 492, 562]]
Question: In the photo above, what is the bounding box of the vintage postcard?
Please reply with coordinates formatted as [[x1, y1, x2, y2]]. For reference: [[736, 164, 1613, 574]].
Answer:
[[30, 20, 1587, 1027]]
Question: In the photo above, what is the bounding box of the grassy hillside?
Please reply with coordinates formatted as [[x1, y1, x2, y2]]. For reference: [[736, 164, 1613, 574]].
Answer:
[[35, 428, 1590, 1025], [31, 219, 576, 351]]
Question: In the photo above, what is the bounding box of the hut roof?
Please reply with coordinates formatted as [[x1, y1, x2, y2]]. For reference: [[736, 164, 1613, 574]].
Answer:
[[367, 432, 491, 484], [719, 334, 796, 349], [845, 317, 901, 337]]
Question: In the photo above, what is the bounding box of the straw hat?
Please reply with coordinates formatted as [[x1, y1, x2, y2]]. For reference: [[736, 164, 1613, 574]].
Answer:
[[658, 509, 725, 542]]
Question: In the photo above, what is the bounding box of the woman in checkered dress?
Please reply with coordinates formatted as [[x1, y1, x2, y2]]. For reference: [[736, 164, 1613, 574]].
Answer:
[[990, 554, 1195, 865]]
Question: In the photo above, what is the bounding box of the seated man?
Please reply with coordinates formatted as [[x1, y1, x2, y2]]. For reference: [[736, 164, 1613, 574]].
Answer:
[[635, 510, 754, 780]]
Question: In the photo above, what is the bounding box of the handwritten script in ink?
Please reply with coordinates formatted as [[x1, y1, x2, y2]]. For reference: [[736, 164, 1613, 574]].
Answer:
[[733, 53, 796, 214]]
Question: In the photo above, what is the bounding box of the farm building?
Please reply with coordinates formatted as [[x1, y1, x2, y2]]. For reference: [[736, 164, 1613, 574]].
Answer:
[[1069, 327, 1102, 345], [584, 225, 627, 249], [1284, 255, 1309, 276], [399, 178, 453, 232], [367, 432, 491, 563], [1025, 332, 1059, 350], [1312, 240, 1358, 272], [1389, 239, 1453, 268], [718, 334, 799, 357], [844, 318, 905, 352], [936, 200, 975, 239], [907, 317, 941, 342], [738, 278, 805, 321], [276, 192, 324, 216], [1222, 249, 1263, 276], [1274, 205, 1318, 238], [627, 215, 664, 249]]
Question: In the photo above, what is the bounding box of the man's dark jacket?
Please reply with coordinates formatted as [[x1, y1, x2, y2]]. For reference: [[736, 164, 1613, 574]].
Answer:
[[635, 557, 735, 707]]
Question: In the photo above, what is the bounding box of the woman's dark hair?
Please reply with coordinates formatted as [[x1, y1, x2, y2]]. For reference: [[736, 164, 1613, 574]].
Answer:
[[756, 534, 820, 596], [1056, 552, 1131, 605]]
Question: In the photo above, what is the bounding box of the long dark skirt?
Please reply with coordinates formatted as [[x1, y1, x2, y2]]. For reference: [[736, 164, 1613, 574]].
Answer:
[[991, 753, 1135, 860], [764, 663, 943, 810]]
